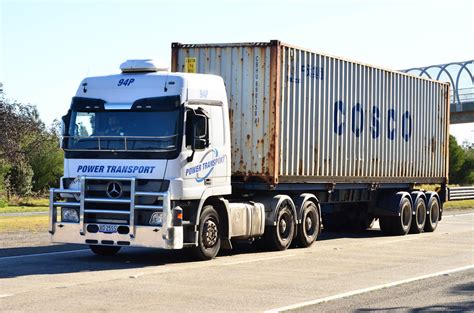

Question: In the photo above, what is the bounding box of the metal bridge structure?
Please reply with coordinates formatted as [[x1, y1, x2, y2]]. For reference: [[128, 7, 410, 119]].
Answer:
[[403, 60, 474, 124]]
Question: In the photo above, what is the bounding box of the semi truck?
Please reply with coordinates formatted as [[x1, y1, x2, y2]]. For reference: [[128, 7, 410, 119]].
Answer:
[[49, 41, 450, 260]]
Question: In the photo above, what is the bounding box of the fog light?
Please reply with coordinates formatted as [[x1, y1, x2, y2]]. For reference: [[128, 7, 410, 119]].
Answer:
[[149, 212, 163, 226], [62, 208, 79, 223]]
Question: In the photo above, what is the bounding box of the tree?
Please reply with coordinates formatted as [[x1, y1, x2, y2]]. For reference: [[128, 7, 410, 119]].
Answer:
[[460, 149, 474, 184], [449, 135, 474, 185], [0, 91, 64, 197], [28, 122, 63, 192], [449, 135, 465, 183]]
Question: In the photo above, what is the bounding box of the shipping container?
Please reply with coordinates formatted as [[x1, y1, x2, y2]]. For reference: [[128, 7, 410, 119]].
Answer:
[[172, 41, 450, 185]]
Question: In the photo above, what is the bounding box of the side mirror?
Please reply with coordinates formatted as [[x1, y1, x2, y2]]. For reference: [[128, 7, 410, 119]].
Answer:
[[60, 112, 70, 149], [187, 110, 209, 162], [192, 138, 207, 151]]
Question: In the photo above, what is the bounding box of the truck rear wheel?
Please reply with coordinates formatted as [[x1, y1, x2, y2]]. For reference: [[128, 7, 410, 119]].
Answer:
[[265, 204, 295, 251], [409, 197, 426, 234], [424, 196, 440, 232], [89, 245, 121, 256], [192, 205, 221, 260], [379, 197, 412, 236], [296, 202, 319, 247]]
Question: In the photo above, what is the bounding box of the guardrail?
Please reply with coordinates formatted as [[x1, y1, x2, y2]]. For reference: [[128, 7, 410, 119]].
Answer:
[[448, 186, 474, 201]]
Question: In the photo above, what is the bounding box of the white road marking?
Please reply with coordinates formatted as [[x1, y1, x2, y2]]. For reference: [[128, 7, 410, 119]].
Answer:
[[265, 264, 474, 313], [0, 249, 89, 261], [222, 254, 295, 266]]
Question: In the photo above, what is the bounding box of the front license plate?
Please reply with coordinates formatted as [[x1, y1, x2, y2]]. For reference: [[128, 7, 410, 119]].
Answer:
[[98, 224, 119, 233]]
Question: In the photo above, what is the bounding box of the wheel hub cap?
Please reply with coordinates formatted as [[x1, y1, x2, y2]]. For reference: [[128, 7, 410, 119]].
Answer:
[[204, 220, 218, 247], [306, 216, 312, 231], [280, 219, 287, 234]]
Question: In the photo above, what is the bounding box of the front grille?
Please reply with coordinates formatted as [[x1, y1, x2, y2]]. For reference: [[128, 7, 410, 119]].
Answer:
[[50, 177, 170, 235]]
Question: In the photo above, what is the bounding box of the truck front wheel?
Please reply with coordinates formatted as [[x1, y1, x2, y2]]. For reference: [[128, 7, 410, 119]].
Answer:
[[265, 204, 295, 251], [296, 202, 319, 247], [192, 205, 221, 260]]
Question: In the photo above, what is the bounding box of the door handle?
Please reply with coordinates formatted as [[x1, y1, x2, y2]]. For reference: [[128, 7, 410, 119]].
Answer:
[[204, 178, 212, 185]]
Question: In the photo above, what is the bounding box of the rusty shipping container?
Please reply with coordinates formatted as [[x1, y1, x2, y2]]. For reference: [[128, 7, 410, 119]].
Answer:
[[172, 41, 450, 185]]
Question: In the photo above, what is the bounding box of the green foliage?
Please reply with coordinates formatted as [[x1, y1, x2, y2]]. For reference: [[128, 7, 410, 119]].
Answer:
[[0, 89, 64, 197], [460, 149, 474, 184], [449, 135, 474, 185], [28, 132, 63, 191], [8, 162, 34, 196], [0, 159, 11, 194], [0, 197, 7, 208]]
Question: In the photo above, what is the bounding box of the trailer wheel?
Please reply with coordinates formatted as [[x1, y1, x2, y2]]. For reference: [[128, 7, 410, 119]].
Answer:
[[296, 202, 320, 247], [424, 196, 440, 232], [89, 245, 121, 256], [192, 205, 221, 260], [265, 203, 295, 251], [379, 197, 412, 236], [409, 197, 426, 234]]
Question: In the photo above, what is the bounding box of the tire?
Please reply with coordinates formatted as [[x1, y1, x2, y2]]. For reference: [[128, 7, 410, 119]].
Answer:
[[265, 203, 295, 251], [89, 245, 121, 256], [191, 205, 221, 260], [424, 196, 440, 232], [380, 197, 412, 236], [409, 197, 426, 234], [296, 202, 320, 247]]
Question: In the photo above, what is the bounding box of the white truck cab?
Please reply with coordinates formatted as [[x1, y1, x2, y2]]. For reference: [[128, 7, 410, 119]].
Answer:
[[50, 60, 254, 260]]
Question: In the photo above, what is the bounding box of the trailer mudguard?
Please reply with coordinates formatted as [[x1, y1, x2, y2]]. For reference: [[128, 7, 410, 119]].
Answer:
[[293, 193, 321, 224], [410, 191, 427, 215], [256, 195, 297, 227], [377, 191, 412, 217], [425, 191, 443, 221]]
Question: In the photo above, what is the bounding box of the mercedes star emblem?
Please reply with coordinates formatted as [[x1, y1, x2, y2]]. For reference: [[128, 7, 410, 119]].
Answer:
[[106, 181, 122, 199]]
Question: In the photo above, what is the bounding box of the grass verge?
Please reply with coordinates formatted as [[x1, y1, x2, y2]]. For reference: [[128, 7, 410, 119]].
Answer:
[[0, 214, 49, 233], [0, 198, 49, 214], [444, 199, 474, 210]]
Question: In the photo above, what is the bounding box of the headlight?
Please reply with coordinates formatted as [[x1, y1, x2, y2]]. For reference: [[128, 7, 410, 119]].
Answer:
[[149, 212, 163, 226], [62, 208, 79, 223], [61, 177, 81, 201]]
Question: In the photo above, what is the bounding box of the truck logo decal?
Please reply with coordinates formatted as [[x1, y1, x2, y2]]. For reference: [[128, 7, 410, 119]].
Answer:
[[185, 148, 226, 182], [106, 181, 122, 199], [76, 165, 156, 174]]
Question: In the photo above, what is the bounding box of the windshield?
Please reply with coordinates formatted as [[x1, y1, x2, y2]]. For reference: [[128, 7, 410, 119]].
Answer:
[[66, 109, 181, 151]]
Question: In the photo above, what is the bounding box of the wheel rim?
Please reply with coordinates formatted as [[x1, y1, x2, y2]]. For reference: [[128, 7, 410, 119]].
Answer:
[[203, 218, 218, 248], [304, 210, 317, 237], [401, 203, 411, 227], [278, 209, 292, 242], [431, 203, 439, 224], [417, 203, 426, 226]]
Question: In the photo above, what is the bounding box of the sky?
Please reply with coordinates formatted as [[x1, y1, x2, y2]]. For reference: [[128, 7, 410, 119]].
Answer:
[[1, 0, 473, 143]]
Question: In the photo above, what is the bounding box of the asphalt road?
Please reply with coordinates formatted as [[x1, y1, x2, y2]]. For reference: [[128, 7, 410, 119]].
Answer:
[[292, 269, 474, 312], [1, 212, 473, 312]]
